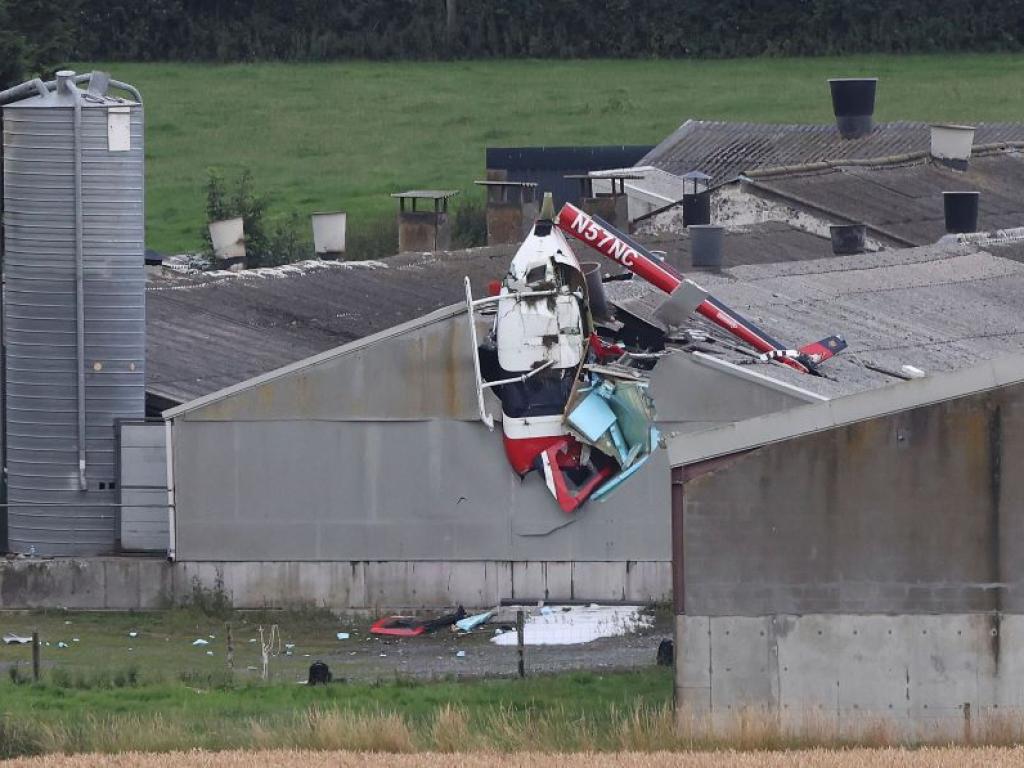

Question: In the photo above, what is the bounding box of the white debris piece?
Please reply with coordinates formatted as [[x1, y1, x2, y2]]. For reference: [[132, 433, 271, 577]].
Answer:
[[206, 650, 214, 656], [456, 650, 466, 658], [128, 631, 138, 638], [3, 634, 32, 645], [57, 641, 68, 648], [72, 638, 80, 643], [192, 638, 209, 646], [336, 632, 350, 640], [490, 605, 652, 646], [901, 364, 926, 379]]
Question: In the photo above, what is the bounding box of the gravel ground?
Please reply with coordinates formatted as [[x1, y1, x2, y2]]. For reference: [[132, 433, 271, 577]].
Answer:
[[317, 609, 671, 682]]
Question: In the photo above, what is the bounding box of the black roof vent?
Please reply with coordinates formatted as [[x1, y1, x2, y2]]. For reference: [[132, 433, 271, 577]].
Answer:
[[828, 78, 877, 139]]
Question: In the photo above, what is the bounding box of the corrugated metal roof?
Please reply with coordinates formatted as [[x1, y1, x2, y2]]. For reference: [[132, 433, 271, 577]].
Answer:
[[746, 152, 1024, 246], [667, 353, 1024, 468], [608, 239, 1024, 399], [642, 120, 1024, 182], [147, 224, 832, 406], [146, 247, 515, 405]]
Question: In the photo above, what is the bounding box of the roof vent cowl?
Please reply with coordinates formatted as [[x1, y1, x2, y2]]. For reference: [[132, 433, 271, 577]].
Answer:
[[943, 191, 980, 234], [930, 124, 976, 171], [828, 78, 877, 140]]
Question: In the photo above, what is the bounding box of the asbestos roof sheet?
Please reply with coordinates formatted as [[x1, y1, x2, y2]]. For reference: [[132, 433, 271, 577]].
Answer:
[[146, 247, 515, 405], [747, 152, 1024, 246], [147, 222, 832, 406], [608, 240, 1024, 399], [642, 120, 1024, 183]]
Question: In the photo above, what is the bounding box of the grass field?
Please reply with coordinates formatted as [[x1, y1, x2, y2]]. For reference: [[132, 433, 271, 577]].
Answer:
[[82, 55, 1024, 255], [5, 609, 1024, 756]]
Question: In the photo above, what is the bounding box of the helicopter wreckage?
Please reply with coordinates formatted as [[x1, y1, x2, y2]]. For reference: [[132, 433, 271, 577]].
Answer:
[[465, 196, 846, 513]]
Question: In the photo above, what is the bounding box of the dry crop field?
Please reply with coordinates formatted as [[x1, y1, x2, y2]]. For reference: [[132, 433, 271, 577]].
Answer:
[[6, 748, 1024, 767]]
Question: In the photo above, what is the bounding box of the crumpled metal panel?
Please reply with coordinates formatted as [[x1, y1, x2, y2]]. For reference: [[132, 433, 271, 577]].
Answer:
[[3, 94, 145, 555]]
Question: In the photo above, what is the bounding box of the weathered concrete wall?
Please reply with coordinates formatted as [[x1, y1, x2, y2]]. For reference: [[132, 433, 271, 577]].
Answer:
[[676, 613, 1024, 736], [677, 379, 1024, 732], [0, 557, 668, 610], [682, 385, 1023, 615]]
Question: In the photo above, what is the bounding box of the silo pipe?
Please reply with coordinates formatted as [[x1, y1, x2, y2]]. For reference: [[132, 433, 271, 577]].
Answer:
[[58, 72, 88, 492], [60, 73, 143, 104], [0, 78, 48, 105]]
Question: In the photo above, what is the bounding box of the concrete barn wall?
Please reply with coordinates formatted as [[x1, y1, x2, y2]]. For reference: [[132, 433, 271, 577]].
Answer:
[[0, 557, 667, 611], [166, 311, 813, 606], [677, 381, 1024, 731]]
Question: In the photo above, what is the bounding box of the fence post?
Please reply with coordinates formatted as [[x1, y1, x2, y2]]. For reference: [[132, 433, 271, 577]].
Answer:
[[516, 609, 525, 678], [226, 623, 234, 670], [31, 631, 40, 682]]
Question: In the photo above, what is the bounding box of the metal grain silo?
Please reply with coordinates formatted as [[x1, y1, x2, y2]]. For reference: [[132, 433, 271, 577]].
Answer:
[[1, 71, 145, 555]]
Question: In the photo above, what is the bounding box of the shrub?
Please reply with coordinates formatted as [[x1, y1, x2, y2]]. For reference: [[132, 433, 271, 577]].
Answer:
[[452, 199, 487, 249]]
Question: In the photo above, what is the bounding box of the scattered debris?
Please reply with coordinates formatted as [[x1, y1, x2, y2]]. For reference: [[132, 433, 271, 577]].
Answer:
[[57, 641, 69, 649], [335, 632, 350, 640], [371, 606, 467, 637], [192, 638, 209, 646], [454, 611, 493, 633], [902, 364, 927, 378], [3, 634, 32, 645], [491, 604, 652, 646]]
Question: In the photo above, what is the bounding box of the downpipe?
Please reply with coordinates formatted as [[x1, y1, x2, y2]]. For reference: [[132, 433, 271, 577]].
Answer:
[[164, 419, 176, 561], [60, 72, 88, 492]]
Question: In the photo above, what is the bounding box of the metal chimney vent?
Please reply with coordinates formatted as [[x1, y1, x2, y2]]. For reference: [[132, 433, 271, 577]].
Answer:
[[828, 78, 878, 139], [829, 224, 867, 255], [930, 124, 976, 170], [943, 191, 980, 234]]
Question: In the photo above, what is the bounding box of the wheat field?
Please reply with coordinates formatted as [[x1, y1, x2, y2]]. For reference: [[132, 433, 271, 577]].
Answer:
[[6, 748, 1024, 768]]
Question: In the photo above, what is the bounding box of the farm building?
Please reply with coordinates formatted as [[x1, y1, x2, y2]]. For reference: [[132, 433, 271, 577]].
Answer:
[[5, 71, 1024, 620], [87, 233, 1024, 611], [669, 355, 1024, 733]]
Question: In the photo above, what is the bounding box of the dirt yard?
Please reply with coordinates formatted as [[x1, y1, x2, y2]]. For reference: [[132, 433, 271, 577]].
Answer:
[[6, 748, 1024, 767]]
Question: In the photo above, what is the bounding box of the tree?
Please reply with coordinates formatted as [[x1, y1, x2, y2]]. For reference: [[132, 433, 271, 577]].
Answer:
[[0, 0, 28, 89]]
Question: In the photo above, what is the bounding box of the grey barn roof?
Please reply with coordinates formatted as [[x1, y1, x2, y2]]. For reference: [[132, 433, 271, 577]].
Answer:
[[667, 353, 1024, 468], [146, 246, 516, 405], [146, 223, 832, 406], [641, 119, 1024, 183], [742, 151, 1024, 247], [607, 239, 1024, 400]]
